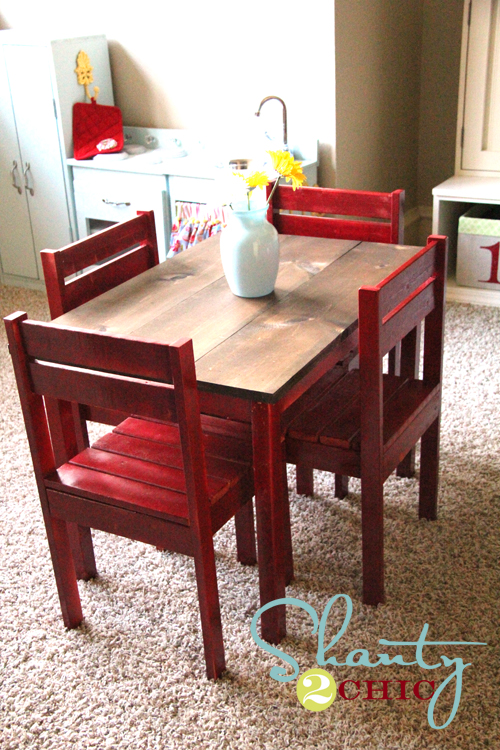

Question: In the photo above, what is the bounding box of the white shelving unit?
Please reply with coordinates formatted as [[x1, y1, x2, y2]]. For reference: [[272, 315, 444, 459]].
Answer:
[[432, 1, 500, 307], [432, 175, 500, 306]]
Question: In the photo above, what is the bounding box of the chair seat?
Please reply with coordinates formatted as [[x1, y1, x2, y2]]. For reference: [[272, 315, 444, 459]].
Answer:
[[45, 417, 253, 529], [288, 370, 439, 451]]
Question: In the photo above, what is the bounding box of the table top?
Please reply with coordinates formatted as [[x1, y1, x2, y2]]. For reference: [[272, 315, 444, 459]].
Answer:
[[54, 234, 420, 403]]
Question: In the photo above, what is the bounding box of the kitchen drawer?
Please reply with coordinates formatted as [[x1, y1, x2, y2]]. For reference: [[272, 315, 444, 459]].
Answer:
[[73, 168, 170, 261], [168, 175, 217, 205]]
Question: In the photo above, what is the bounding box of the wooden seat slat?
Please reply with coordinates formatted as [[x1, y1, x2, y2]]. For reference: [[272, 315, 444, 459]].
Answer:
[[114, 416, 180, 443], [319, 375, 408, 448], [287, 370, 359, 441], [69, 447, 229, 499], [46, 464, 190, 524], [115, 417, 253, 463], [92, 431, 250, 484]]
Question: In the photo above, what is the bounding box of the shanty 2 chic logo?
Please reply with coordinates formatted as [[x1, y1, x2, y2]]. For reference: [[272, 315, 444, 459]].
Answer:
[[250, 594, 487, 729]]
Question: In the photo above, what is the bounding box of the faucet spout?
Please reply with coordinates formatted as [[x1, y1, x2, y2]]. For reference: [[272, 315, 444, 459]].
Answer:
[[255, 95, 288, 150]]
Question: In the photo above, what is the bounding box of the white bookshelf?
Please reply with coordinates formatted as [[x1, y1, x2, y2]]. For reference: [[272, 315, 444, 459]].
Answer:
[[432, 175, 500, 307]]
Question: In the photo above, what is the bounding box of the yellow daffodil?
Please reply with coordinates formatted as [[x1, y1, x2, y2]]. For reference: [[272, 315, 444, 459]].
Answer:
[[267, 150, 306, 190], [286, 161, 306, 190], [229, 149, 306, 210], [268, 150, 294, 176], [238, 171, 270, 190]]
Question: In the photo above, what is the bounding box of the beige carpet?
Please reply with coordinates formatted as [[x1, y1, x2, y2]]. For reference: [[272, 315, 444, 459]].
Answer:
[[0, 284, 498, 750]]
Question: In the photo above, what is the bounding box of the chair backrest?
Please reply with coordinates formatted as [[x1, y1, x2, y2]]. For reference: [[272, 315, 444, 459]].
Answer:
[[4, 312, 211, 527], [357, 234, 448, 453], [41, 211, 159, 319], [266, 185, 404, 244]]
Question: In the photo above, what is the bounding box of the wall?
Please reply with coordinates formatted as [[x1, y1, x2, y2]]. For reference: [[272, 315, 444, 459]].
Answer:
[[0, 0, 337, 185], [0, 0, 465, 216], [417, 1, 464, 206], [335, 1, 423, 208]]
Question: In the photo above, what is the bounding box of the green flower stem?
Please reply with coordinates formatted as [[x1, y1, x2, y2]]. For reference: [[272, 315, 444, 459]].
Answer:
[[265, 177, 280, 207]]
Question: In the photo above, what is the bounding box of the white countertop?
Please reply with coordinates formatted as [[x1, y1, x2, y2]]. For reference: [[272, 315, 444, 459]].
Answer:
[[67, 153, 229, 180], [67, 152, 318, 182]]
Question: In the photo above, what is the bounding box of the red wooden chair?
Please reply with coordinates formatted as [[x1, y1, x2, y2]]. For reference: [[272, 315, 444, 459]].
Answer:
[[5, 313, 256, 679], [284, 235, 447, 605], [39, 210, 261, 566], [267, 184, 407, 498], [266, 184, 404, 244], [41, 210, 159, 319], [41, 211, 161, 443]]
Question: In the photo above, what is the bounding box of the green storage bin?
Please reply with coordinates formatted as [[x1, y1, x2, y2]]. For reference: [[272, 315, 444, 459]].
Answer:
[[457, 205, 500, 290]]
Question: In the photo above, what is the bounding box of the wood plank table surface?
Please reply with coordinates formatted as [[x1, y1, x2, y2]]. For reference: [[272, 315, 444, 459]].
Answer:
[[54, 233, 421, 643]]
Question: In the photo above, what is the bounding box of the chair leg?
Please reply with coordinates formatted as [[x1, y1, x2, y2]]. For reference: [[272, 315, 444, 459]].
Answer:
[[418, 417, 440, 520], [67, 523, 97, 580], [296, 464, 314, 496], [361, 479, 385, 606], [335, 474, 349, 499], [396, 450, 416, 478], [192, 542, 226, 679], [47, 516, 83, 628], [396, 326, 420, 478], [234, 500, 257, 565]]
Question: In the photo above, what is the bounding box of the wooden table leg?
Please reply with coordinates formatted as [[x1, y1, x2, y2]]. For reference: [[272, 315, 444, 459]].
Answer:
[[252, 401, 287, 644]]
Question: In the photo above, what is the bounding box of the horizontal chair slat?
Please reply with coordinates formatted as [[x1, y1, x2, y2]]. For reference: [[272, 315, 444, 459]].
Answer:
[[29, 361, 177, 422], [58, 214, 154, 276], [47, 489, 194, 554], [63, 244, 152, 312], [379, 279, 436, 356], [377, 242, 437, 318], [274, 214, 393, 243], [272, 186, 394, 218], [21, 319, 174, 382]]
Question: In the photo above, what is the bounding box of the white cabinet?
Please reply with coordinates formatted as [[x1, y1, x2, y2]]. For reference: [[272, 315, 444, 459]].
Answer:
[[457, 0, 500, 175], [0, 33, 114, 288]]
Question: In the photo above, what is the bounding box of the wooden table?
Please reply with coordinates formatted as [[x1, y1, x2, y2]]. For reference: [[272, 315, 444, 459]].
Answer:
[[54, 233, 421, 643]]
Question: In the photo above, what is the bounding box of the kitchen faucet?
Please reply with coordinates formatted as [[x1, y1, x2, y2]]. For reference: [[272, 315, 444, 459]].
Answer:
[[255, 96, 288, 151]]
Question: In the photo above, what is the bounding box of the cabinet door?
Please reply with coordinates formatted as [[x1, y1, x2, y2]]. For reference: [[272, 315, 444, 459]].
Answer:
[[4, 44, 72, 268], [462, 0, 500, 172], [0, 50, 39, 279]]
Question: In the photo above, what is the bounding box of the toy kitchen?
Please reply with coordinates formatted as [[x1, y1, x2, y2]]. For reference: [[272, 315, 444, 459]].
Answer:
[[0, 32, 317, 288]]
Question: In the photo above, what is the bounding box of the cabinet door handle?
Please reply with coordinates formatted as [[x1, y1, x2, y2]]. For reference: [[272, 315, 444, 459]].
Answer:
[[10, 161, 22, 194], [102, 198, 131, 206], [23, 162, 34, 196]]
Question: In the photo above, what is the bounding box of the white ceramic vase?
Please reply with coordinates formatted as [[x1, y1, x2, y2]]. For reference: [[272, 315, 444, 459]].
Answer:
[[220, 207, 280, 297]]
